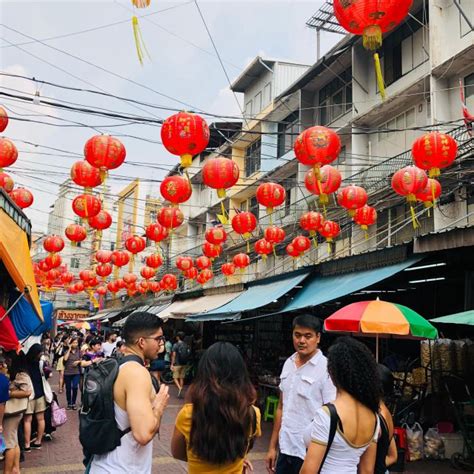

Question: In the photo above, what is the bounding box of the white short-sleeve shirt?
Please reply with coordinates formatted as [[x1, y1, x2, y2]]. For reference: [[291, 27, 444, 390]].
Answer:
[[278, 350, 337, 460]]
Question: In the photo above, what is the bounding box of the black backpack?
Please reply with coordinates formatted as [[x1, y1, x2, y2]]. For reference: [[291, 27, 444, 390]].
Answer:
[[177, 342, 191, 365]]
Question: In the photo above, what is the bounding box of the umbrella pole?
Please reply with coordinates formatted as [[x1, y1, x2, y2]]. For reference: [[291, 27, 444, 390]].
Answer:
[[376, 334, 379, 363]]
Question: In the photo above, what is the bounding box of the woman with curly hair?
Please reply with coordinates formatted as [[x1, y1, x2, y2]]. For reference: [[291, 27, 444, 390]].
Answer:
[[301, 337, 381, 474], [171, 342, 261, 473]]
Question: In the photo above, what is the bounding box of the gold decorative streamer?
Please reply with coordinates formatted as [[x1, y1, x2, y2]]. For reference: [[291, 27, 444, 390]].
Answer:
[[132, 16, 151, 65]]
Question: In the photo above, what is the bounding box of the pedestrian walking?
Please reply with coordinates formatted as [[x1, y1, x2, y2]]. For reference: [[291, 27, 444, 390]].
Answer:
[[63, 338, 81, 410], [171, 332, 191, 399], [300, 337, 381, 474], [266, 314, 336, 474], [171, 342, 261, 473], [102, 333, 118, 358]]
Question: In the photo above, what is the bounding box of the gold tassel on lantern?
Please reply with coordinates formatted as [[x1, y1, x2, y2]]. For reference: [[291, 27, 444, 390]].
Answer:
[[373, 53, 386, 101], [132, 16, 151, 65], [363, 25, 383, 51]]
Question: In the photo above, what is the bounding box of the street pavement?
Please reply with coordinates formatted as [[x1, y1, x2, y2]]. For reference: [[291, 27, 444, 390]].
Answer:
[[16, 375, 465, 473]]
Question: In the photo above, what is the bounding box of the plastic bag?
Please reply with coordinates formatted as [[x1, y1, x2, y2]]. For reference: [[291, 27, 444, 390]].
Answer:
[[51, 400, 67, 428], [424, 427, 445, 459], [405, 422, 424, 461]]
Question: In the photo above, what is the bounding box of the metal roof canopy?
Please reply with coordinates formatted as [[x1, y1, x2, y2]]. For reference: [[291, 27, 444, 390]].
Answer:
[[306, 0, 347, 34]]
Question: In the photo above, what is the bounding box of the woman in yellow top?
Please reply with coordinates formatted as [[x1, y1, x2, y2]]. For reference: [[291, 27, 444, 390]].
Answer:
[[171, 342, 261, 473]]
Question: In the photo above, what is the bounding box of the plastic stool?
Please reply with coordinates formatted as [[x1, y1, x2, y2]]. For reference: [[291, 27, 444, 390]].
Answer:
[[264, 395, 279, 422]]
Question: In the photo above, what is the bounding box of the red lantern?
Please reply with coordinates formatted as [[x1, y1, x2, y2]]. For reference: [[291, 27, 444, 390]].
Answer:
[[184, 267, 199, 280], [125, 236, 146, 255], [337, 185, 368, 217], [96, 286, 107, 296], [202, 157, 240, 198], [256, 183, 286, 214], [96, 263, 112, 278], [60, 271, 74, 286], [233, 253, 250, 269], [111, 250, 130, 267], [43, 235, 65, 254], [158, 207, 184, 230], [10, 188, 33, 209], [0, 172, 14, 192], [160, 175, 192, 205], [221, 263, 236, 277], [149, 281, 161, 293], [205, 226, 227, 245], [146, 223, 169, 243], [123, 273, 138, 285], [95, 250, 112, 264], [353, 205, 377, 231], [107, 281, 120, 293], [202, 242, 222, 259], [140, 266, 156, 280], [231, 212, 257, 239], [415, 178, 442, 208], [161, 273, 178, 291], [197, 269, 213, 285], [294, 126, 341, 175], [46, 269, 60, 282], [176, 256, 194, 272], [45, 254, 62, 269], [0, 138, 18, 169], [72, 194, 101, 219], [139, 280, 149, 291], [38, 260, 51, 273], [264, 226, 285, 244], [391, 166, 428, 202], [0, 107, 8, 133], [196, 256, 211, 270], [116, 278, 127, 289], [128, 288, 138, 297], [74, 281, 85, 292], [319, 220, 341, 243], [88, 210, 112, 231], [255, 239, 273, 259], [412, 132, 458, 178], [146, 253, 163, 269], [286, 244, 300, 259], [70, 161, 103, 189], [84, 135, 126, 178], [293, 236, 311, 254], [161, 112, 210, 168], [305, 165, 342, 205], [299, 212, 324, 237], [65, 224, 87, 244], [86, 276, 99, 288], [79, 270, 95, 282]]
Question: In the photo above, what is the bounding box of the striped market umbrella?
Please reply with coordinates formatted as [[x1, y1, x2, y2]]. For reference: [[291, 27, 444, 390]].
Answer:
[[324, 299, 438, 361]]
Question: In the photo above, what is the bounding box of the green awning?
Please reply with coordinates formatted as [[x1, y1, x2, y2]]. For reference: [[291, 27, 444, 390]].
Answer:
[[430, 310, 474, 326]]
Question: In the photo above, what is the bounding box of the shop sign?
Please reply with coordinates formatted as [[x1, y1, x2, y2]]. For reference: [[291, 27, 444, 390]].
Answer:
[[56, 309, 89, 320]]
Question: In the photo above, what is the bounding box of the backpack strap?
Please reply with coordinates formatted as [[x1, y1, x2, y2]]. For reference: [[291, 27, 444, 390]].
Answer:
[[318, 403, 339, 474]]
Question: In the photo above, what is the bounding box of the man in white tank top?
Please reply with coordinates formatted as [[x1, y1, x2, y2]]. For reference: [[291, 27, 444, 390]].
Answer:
[[90, 312, 169, 473]]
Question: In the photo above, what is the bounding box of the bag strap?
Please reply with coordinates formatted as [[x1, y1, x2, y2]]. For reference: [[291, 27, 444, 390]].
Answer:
[[318, 403, 339, 474]]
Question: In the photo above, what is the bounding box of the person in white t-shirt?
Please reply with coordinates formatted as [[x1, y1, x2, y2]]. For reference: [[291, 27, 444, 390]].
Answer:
[[266, 314, 336, 474], [102, 333, 118, 358]]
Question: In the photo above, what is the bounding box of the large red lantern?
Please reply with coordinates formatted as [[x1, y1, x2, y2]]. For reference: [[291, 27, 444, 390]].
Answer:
[[264, 226, 286, 244], [0, 138, 18, 169], [60, 271, 74, 286], [74, 281, 85, 292], [146, 253, 163, 269], [96, 263, 113, 278], [158, 207, 184, 230], [149, 281, 161, 293], [221, 263, 236, 277], [176, 256, 194, 272], [337, 185, 368, 217], [95, 250, 112, 264], [140, 266, 156, 280], [86, 277, 99, 288], [256, 183, 286, 214], [146, 223, 169, 243], [286, 244, 300, 259], [46, 269, 60, 282], [161, 273, 178, 291], [72, 194, 101, 219], [231, 212, 257, 239], [319, 220, 341, 243], [254, 239, 273, 259], [353, 205, 377, 232], [294, 126, 341, 176], [305, 165, 341, 205], [415, 178, 442, 208], [391, 166, 428, 201], [79, 270, 95, 282], [10, 188, 33, 209], [205, 226, 227, 245], [292, 236, 311, 254], [233, 253, 250, 270], [88, 210, 112, 231], [202, 242, 222, 260], [202, 157, 240, 198], [160, 175, 192, 205], [111, 250, 130, 267], [71, 161, 103, 190], [123, 273, 138, 285], [299, 211, 324, 237], [107, 281, 120, 293], [197, 269, 213, 285], [116, 278, 127, 289], [161, 112, 210, 168], [45, 254, 62, 269], [43, 235, 65, 254], [184, 267, 199, 280], [96, 286, 107, 296], [0, 172, 14, 192], [196, 256, 211, 270], [0, 107, 8, 133], [412, 132, 458, 178], [38, 260, 51, 273], [65, 224, 87, 244], [125, 236, 146, 255], [84, 135, 126, 178]]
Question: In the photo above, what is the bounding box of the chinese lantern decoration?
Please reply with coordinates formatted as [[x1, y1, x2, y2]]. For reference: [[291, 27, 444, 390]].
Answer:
[[264, 225, 286, 244], [128, 287, 138, 297], [96, 263, 113, 279], [205, 226, 227, 246], [74, 281, 85, 292], [38, 260, 51, 273], [0, 106, 8, 133], [294, 126, 341, 177], [305, 165, 342, 206], [232, 212, 257, 249], [202, 241, 222, 260], [146, 253, 163, 269], [43, 235, 65, 254], [88, 210, 112, 232], [196, 256, 211, 270], [254, 239, 273, 260], [146, 223, 169, 245], [161, 273, 178, 291], [333, 0, 413, 100], [96, 286, 107, 297], [123, 273, 138, 285], [391, 166, 428, 228], [412, 132, 458, 178], [79, 270, 95, 282], [416, 178, 442, 209], [202, 157, 240, 198], [84, 135, 126, 180], [0, 172, 14, 192], [111, 250, 130, 267], [60, 271, 74, 286], [45, 254, 62, 269], [96, 250, 112, 264], [184, 267, 199, 280], [299, 211, 324, 239], [161, 112, 210, 168], [353, 205, 377, 235], [125, 236, 146, 255], [319, 221, 341, 251], [65, 224, 87, 245], [160, 175, 192, 205], [176, 256, 194, 272], [107, 281, 120, 293], [70, 161, 103, 190], [140, 266, 156, 280], [233, 253, 250, 270], [197, 269, 213, 285], [158, 207, 184, 231], [116, 278, 127, 289], [286, 244, 300, 259], [256, 183, 286, 216], [221, 263, 236, 277], [292, 235, 311, 254], [337, 185, 368, 217], [139, 280, 149, 291], [46, 269, 60, 283], [72, 194, 101, 219], [149, 281, 161, 293], [10, 188, 33, 209], [0, 138, 18, 169]]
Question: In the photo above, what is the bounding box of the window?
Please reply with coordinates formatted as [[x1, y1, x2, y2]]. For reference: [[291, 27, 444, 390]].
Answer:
[[263, 83, 272, 106], [465, 73, 474, 100], [71, 258, 79, 269], [245, 139, 261, 176], [254, 92, 262, 115], [240, 196, 259, 216], [378, 108, 416, 149], [319, 68, 353, 125], [277, 111, 300, 157], [459, 0, 474, 37], [336, 145, 347, 165]]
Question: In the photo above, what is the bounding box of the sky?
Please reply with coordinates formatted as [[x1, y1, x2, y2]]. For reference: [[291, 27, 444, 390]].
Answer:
[[0, 0, 342, 232]]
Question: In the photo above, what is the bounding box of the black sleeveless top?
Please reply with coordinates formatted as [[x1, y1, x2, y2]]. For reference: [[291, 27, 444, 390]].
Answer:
[[375, 414, 391, 474]]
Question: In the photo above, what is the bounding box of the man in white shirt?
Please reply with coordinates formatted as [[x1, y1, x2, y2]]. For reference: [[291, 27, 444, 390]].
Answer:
[[102, 332, 118, 358], [266, 314, 336, 474]]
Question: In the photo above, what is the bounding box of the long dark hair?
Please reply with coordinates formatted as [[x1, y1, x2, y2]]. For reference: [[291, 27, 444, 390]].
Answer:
[[327, 337, 382, 413], [188, 342, 256, 465], [8, 351, 29, 381]]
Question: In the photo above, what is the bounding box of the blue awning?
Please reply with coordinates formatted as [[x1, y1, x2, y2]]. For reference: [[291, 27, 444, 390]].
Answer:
[[277, 258, 421, 314], [187, 271, 310, 322], [9, 294, 53, 340]]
